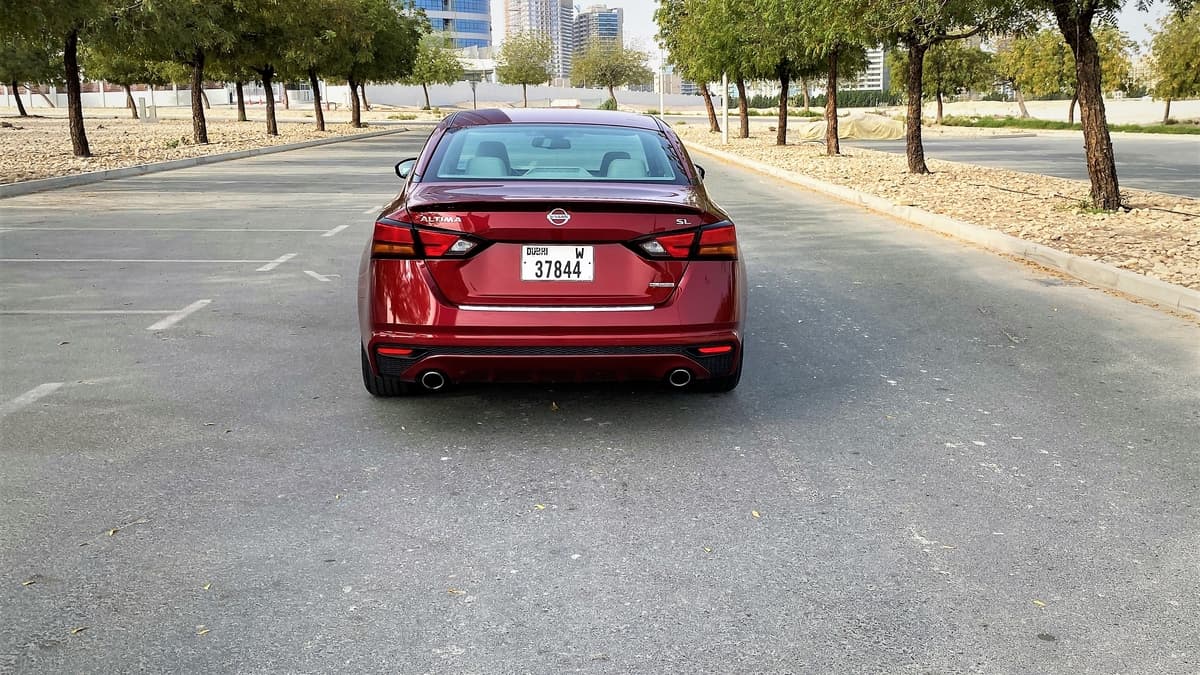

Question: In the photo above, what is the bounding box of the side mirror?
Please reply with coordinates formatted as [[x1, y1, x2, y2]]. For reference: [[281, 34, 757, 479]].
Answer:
[[694, 164, 706, 180], [395, 158, 417, 180]]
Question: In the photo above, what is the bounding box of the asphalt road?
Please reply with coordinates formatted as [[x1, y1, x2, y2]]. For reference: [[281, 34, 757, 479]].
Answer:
[[2, 132, 1198, 673], [845, 133, 1200, 198]]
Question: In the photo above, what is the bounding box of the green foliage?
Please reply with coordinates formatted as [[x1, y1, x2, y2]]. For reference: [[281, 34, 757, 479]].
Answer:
[[597, 97, 618, 110], [0, 31, 60, 86], [889, 42, 995, 99], [402, 33, 465, 88], [940, 115, 1200, 134], [656, 0, 767, 84], [496, 31, 553, 87], [995, 26, 1134, 98], [571, 41, 652, 102], [1150, 8, 1200, 101], [807, 90, 904, 107]]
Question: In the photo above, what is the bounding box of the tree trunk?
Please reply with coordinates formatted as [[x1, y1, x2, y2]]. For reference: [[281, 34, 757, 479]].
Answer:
[[607, 84, 617, 106], [360, 83, 369, 111], [63, 28, 90, 157], [421, 83, 430, 109], [260, 67, 278, 135], [700, 84, 720, 133], [736, 77, 749, 138], [775, 59, 790, 146], [1015, 85, 1029, 118], [349, 76, 362, 128], [904, 39, 929, 174], [235, 81, 247, 121], [282, 85, 289, 110], [825, 48, 840, 156], [308, 69, 325, 131], [189, 50, 209, 144], [124, 84, 137, 119], [801, 76, 810, 110], [522, 83, 528, 108], [1163, 98, 1171, 124], [202, 88, 211, 109], [1054, 3, 1120, 209], [37, 89, 56, 107], [936, 90, 944, 125], [1067, 88, 1078, 124], [12, 81, 28, 116]]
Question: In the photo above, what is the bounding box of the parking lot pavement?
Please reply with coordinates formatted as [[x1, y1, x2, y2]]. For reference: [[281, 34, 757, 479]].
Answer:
[[2, 133, 1199, 672]]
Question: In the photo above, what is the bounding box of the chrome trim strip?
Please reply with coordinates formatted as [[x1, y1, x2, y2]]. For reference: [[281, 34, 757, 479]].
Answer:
[[648, 282, 676, 288], [458, 304, 656, 313]]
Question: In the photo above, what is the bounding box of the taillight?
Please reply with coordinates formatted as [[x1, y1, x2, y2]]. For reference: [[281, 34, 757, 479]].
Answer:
[[633, 221, 738, 260], [371, 218, 480, 259]]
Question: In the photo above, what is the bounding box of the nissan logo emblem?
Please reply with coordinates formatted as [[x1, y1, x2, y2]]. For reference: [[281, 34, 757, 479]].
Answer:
[[546, 208, 571, 226]]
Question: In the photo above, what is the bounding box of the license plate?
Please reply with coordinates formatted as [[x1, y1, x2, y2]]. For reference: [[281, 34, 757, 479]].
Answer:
[[521, 245, 594, 281]]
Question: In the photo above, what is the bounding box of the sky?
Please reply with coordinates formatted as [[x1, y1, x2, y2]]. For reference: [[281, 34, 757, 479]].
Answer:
[[488, 1, 1170, 64]]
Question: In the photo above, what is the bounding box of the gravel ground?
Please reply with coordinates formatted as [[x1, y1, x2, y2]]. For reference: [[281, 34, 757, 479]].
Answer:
[[0, 113, 382, 184], [676, 125, 1200, 291]]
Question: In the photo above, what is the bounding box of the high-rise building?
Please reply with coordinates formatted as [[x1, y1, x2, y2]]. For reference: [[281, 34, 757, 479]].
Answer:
[[504, 0, 575, 81], [574, 4, 623, 53], [414, 0, 492, 49], [848, 47, 890, 91]]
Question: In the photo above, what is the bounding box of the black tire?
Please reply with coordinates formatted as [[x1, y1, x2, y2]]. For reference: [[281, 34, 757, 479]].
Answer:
[[361, 346, 413, 397], [695, 350, 743, 393]]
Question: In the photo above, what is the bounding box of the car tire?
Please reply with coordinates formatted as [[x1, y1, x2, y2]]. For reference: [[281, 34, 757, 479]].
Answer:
[[695, 350, 743, 393], [361, 346, 413, 397]]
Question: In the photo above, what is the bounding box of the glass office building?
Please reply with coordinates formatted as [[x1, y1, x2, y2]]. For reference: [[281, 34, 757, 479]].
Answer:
[[414, 0, 493, 49]]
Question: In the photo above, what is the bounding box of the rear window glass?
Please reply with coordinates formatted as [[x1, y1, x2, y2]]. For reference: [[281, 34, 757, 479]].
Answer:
[[423, 123, 690, 184]]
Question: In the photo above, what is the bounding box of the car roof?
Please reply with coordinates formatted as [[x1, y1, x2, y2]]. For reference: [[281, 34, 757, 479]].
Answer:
[[443, 108, 663, 131]]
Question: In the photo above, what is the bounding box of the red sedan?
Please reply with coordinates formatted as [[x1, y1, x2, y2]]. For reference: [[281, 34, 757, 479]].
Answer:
[[358, 108, 745, 395]]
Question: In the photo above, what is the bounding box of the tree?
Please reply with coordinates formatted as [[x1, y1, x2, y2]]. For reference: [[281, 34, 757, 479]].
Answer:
[[4, 0, 118, 156], [0, 32, 59, 117], [889, 42, 995, 124], [1150, 7, 1200, 123], [117, 0, 239, 145], [327, 0, 422, 128], [496, 31, 553, 108], [83, 42, 170, 120], [1030, 0, 1189, 210], [571, 41, 653, 106], [229, 1, 294, 136], [403, 33, 465, 110], [862, 0, 1029, 173]]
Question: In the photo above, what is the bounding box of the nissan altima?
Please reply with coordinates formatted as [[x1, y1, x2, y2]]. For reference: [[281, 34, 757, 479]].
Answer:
[[358, 108, 745, 395]]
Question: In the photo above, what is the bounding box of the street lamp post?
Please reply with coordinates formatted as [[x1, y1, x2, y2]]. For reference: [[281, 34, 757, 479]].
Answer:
[[469, 79, 478, 110]]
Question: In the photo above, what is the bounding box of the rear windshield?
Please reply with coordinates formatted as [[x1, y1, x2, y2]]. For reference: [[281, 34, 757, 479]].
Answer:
[[422, 123, 690, 184]]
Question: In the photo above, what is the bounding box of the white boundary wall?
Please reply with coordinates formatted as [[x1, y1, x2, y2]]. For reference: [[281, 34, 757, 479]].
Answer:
[[326, 82, 705, 111]]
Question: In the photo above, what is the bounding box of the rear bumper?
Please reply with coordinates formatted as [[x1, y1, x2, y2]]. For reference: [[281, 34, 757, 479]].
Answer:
[[358, 257, 746, 384], [371, 340, 740, 384]]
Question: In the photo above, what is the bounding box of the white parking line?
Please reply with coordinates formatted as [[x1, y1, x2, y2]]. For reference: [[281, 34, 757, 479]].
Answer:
[[146, 299, 212, 331], [0, 309, 173, 315], [304, 270, 333, 282], [256, 253, 297, 272], [322, 224, 349, 237], [0, 383, 64, 418]]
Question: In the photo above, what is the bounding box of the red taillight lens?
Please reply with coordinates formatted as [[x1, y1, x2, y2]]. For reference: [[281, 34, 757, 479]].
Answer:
[[697, 345, 733, 355], [697, 223, 738, 258], [634, 222, 737, 260], [377, 347, 414, 356], [371, 218, 479, 259], [372, 220, 417, 257]]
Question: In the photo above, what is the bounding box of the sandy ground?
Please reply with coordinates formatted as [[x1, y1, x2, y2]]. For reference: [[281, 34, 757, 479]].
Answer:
[[675, 125, 1200, 291], [0, 108, 400, 184]]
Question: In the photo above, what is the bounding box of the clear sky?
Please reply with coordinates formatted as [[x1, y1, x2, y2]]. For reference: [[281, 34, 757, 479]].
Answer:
[[489, 1, 1170, 63]]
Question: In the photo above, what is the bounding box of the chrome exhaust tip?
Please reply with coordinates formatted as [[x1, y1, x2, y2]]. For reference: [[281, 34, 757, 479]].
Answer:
[[419, 370, 448, 391], [667, 368, 693, 388]]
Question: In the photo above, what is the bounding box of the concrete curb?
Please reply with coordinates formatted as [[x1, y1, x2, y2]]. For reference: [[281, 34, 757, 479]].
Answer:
[[0, 127, 407, 199], [686, 141, 1200, 318]]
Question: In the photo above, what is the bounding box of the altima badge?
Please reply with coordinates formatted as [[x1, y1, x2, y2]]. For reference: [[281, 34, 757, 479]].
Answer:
[[547, 208, 571, 226]]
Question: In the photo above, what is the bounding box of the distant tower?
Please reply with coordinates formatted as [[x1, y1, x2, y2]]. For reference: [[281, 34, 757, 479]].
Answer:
[[504, 0, 575, 82], [574, 4, 624, 53], [414, 0, 492, 49]]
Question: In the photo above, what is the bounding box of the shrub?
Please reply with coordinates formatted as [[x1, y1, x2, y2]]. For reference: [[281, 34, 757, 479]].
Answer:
[[597, 98, 618, 110]]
